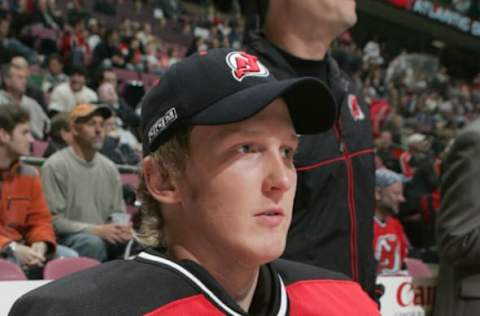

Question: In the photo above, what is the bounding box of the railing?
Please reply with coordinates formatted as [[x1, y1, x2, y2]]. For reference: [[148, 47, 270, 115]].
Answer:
[[20, 156, 140, 174]]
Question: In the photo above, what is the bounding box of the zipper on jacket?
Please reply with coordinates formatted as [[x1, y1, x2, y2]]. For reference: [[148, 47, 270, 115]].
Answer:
[[333, 122, 358, 282]]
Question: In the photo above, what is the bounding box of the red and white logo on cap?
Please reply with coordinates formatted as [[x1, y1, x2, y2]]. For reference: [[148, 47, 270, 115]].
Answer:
[[226, 51, 269, 82], [348, 94, 365, 121]]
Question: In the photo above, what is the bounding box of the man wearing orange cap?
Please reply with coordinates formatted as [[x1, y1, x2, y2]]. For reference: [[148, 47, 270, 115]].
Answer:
[[41, 103, 131, 261]]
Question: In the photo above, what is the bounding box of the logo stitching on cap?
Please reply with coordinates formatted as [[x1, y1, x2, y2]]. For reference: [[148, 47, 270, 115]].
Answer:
[[148, 108, 178, 144], [226, 52, 269, 82]]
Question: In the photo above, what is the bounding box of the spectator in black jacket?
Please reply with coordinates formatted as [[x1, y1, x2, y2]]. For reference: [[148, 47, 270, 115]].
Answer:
[[244, 0, 376, 298], [43, 112, 72, 158], [97, 81, 140, 135], [92, 29, 125, 71]]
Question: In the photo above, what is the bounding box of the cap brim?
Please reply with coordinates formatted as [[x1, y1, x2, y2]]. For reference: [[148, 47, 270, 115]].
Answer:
[[190, 77, 336, 134], [76, 106, 113, 122]]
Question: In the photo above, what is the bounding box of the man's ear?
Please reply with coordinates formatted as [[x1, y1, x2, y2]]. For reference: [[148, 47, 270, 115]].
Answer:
[[143, 156, 182, 204], [0, 128, 11, 145], [69, 120, 80, 137]]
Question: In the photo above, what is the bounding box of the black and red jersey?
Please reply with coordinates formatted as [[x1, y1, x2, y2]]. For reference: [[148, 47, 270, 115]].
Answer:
[[10, 249, 379, 315]]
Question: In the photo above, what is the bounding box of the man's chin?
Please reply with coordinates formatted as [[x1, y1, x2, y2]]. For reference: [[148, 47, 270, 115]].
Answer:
[[92, 143, 103, 151]]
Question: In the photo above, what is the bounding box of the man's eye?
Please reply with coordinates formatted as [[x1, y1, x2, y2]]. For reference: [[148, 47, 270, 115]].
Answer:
[[238, 144, 254, 153], [282, 147, 295, 160]]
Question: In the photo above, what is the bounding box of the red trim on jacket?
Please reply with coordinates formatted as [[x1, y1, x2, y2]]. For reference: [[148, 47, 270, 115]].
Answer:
[[144, 294, 224, 316]]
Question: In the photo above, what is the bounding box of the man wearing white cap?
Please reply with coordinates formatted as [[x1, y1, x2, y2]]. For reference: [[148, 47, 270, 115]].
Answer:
[[373, 168, 409, 274]]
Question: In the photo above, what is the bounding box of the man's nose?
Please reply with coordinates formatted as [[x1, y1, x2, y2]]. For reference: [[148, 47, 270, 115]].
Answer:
[[262, 151, 294, 195]]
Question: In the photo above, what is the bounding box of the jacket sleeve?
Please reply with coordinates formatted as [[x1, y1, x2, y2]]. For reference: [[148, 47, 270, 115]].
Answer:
[[437, 130, 480, 266], [41, 163, 95, 234], [0, 230, 13, 249], [24, 173, 57, 253]]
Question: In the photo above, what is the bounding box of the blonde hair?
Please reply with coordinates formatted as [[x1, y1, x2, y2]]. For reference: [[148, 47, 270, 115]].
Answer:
[[135, 126, 191, 248]]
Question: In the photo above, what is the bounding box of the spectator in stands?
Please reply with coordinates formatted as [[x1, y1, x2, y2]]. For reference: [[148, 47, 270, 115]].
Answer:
[[124, 37, 145, 72], [66, 0, 90, 31], [0, 105, 77, 277], [0, 10, 38, 64], [375, 129, 401, 172], [373, 168, 408, 275], [60, 14, 90, 69], [100, 113, 140, 165], [400, 133, 429, 181], [32, 0, 64, 31], [92, 28, 125, 70], [400, 153, 441, 250], [244, 0, 376, 298], [97, 81, 140, 133], [48, 67, 98, 115], [0, 64, 50, 139], [42, 54, 69, 94], [41, 103, 130, 261], [10, 55, 48, 114], [43, 112, 72, 158], [435, 116, 480, 316], [99, 67, 118, 88], [86, 18, 103, 50], [10, 48, 379, 315]]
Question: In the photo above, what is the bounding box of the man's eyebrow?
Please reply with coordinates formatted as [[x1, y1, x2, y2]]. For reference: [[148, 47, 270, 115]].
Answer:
[[214, 127, 299, 142]]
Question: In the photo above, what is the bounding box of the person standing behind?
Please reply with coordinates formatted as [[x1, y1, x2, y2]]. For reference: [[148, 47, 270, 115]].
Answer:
[[373, 169, 408, 275], [0, 105, 77, 276], [435, 118, 480, 316], [41, 103, 130, 261], [244, 0, 376, 296]]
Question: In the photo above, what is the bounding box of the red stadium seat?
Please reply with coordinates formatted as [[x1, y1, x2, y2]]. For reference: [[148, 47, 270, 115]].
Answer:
[[0, 259, 27, 280], [121, 172, 139, 189], [32, 140, 48, 157], [43, 257, 101, 280]]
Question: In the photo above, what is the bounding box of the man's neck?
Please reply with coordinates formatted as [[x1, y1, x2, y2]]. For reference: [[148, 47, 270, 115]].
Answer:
[[6, 90, 23, 104], [264, 12, 335, 60], [375, 208, 389, 222], [0, 147, 15, 170], [71, 142, 96, 162], [265, 27, 331, 60], [169, 245, 259, 312]]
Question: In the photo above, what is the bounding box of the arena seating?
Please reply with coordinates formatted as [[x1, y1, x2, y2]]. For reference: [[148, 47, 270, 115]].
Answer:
[[43, 257, 101, 280], [0, 260, 28, 281]]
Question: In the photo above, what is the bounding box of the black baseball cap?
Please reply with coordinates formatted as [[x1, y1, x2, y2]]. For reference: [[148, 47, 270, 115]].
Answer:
[[141, 48, 337, 155]]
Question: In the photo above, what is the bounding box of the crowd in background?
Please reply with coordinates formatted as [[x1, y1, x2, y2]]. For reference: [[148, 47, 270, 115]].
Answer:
[[1, 0, 479, 276]]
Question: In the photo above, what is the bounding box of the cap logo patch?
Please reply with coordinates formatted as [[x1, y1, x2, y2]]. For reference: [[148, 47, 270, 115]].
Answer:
[[148, 107, 177, 144], [226, 51, 269, 82]]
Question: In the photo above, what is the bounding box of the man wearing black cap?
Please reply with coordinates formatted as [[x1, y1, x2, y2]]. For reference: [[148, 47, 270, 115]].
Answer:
[[10, 49, 379, 315], [40, 103, 130, 262]]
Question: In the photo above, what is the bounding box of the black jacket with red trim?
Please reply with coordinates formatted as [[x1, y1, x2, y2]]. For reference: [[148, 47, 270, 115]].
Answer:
[[245, 32, 376, 297], [10, 249, 379, 315]]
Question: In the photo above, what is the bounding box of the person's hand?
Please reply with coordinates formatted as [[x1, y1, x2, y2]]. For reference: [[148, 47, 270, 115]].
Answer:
[[31, 241, 48, 257], [118, 224, 133, 242], [13, 243, 46, 268], [91, 224, 130, 244]]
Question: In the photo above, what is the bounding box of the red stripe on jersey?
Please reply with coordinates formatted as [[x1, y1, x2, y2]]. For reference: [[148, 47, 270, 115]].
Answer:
[[287, 280, 380, 315], [144, 294, 225, 316]]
